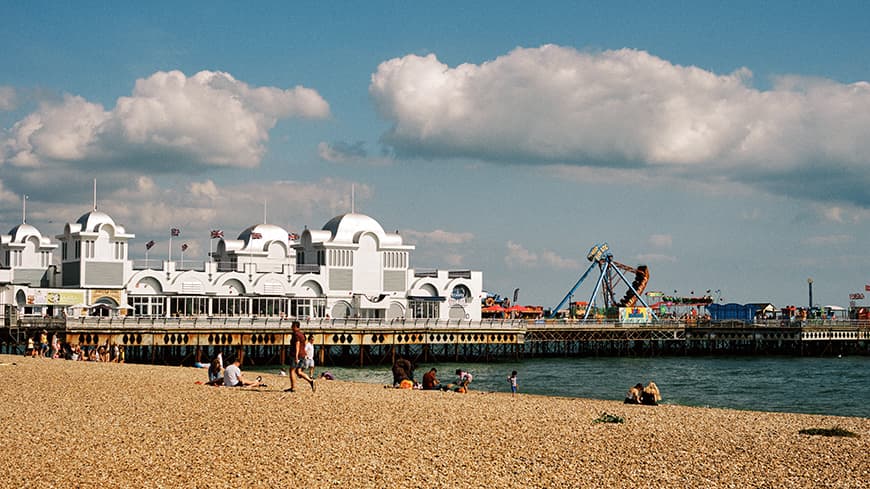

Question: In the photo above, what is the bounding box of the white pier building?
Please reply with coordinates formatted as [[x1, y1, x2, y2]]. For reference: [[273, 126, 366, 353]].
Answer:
[[0, 207, 483, 326]]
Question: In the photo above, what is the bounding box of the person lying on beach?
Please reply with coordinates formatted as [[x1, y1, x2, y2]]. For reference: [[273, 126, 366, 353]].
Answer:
[[223, 357, 259, 387], [319, 371, 335, 380]]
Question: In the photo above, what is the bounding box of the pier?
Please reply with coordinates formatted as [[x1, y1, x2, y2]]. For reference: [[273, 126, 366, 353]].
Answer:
[[2, 316, 868, 365]]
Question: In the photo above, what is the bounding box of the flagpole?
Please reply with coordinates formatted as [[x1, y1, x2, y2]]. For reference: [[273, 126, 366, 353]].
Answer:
[[169, 232, 173, 263], [181, 248, 184, 269], [145, 249, 149, 268]]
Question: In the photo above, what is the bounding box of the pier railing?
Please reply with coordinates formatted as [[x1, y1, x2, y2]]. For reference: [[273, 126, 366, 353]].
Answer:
[[65, 316, 530, 331]]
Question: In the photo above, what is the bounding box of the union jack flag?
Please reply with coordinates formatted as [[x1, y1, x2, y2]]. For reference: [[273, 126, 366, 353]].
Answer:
[[288, 232, 299, 240], [210, 229, 224, 239], [251, 232, 262, 239], [181, 243, 189, 252], [145, 240, 156, 250], [170, 228, 180, 237]]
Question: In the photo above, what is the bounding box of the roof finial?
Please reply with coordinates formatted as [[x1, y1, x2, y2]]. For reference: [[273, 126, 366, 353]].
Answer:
[[351, 184, 355, 214], [22, 194, 27, 224], [93, 178, 97, 211], [263, 198, 267, 224]]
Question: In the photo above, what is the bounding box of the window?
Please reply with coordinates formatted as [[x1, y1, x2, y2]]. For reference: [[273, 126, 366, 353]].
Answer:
[[129, 296, 165, 317], [290, 298, 326, 318], [251, 297, 289, 317], [410, 300, 440, 319]]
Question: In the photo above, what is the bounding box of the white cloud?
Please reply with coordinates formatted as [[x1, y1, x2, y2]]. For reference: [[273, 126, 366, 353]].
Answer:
[[403, 228, 474, 245], [540, 250, 581, 269], [648, 234, 672, 248], [2, 70, 330, 171], [823, 206, 844, 223], [634, 253, 677, 263], [0, 86, 16, 111], [318, 141, 367, 163], [505, 241, 579, 269], [371, 45, 870, 206], [802, 234, 853, 246], [505, 241, 538, 268]]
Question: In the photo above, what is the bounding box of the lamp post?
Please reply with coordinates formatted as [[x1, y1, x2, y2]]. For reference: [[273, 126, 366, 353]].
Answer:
[[807, 278, 814, 310]]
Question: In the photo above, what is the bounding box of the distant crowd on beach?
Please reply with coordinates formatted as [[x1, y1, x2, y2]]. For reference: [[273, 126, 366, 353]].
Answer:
[[24, 330, 124, 363]]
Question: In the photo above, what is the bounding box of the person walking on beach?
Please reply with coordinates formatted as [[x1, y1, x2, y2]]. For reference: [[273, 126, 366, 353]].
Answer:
[[304, 334, 315, 378], [285, 321, 315, 393], [507, 370, 518, 396]]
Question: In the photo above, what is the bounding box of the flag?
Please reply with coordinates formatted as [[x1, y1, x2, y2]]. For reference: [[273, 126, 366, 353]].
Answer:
[[288, 232, 299, 240], [865, 284, 870, 292], [181, 243, 189, 252], [250, 232, 262, 239], [210, 229, 224, 239], [145, 240, 156, 250], [171, 228, 180, 237]]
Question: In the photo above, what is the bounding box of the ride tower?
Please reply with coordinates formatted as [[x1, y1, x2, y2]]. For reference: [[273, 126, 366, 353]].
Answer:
[[549, 243, 657, 320]]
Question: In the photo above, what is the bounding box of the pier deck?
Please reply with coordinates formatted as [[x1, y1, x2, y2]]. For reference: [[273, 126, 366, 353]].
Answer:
[[2, 316, 868, 364]]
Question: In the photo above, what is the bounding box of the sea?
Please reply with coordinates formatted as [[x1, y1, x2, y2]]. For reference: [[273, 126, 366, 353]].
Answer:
[[265, 356, 870, 418]]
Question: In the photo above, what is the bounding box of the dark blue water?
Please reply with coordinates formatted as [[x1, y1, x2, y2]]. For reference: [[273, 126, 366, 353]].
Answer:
[[288, 356, 869, 418]]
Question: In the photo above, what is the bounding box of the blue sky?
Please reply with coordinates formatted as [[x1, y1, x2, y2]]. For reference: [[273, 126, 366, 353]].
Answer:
[[2, 1, 870, 309]]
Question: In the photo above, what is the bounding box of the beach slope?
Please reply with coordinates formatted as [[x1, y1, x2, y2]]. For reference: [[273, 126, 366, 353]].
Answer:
[[0, 354, 866, 488]]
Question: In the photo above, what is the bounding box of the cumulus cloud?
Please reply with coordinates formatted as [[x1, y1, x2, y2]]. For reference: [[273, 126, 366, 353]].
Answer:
[[403, 228, 474, 245], [540, 250, 581, 269], [634, 253, 677, 264], [505, 241, 538, 268], [371, 45, 870, 206], [505, 241, 579, 269], [2, 70, 330, 173], [0, 86, 16, 111], [648, 234, 673, 249], [801, 234, 853, 246], [318, 141, 368, 163]]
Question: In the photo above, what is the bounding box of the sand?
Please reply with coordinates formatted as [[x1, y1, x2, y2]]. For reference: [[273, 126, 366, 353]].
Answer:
[[0, 354, 867, 488]]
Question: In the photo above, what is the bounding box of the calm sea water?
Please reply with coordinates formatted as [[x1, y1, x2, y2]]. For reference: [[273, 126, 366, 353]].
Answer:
[[267, 356, 869, 418]]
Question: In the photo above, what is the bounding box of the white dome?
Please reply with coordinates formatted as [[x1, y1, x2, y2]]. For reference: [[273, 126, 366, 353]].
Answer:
[[76, 211, 117, 233], [8, 223, 42, 244], [238, 223, 288, 246], [322, 213, 387, 244]]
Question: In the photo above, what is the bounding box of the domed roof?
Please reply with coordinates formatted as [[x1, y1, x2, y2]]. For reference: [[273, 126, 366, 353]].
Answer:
[[75, 210, 117, 233], [322, 213, 386, 244], [238, 223, 289, 244], [9, 223, 41, 243]]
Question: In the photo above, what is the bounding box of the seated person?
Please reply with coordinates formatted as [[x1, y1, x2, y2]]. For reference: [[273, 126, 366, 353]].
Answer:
[[640, 381, 661, 405], [625, 383, 644, 404], [319, 371, 335, 380], [223, 357, 258, 387], [392, 357, 414, 386], [206, 357, 223, 386], [454, 369, 473, 392], [422, 368, 445, 390]]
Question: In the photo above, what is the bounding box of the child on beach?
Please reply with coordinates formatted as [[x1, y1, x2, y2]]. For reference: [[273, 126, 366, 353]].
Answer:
[[507, 371, 518, 396]]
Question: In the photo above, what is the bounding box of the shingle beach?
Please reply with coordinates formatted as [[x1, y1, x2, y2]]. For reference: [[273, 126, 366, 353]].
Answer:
[[1, 354, 867, 488]]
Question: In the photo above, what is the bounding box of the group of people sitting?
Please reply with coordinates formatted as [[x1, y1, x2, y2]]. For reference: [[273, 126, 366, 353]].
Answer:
[[391, 357, 473, 393], [202, 354, 267, 388], [624, 381, 661, 405]]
